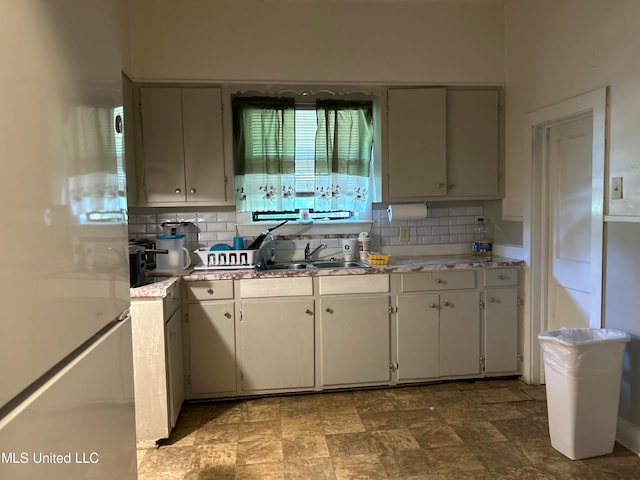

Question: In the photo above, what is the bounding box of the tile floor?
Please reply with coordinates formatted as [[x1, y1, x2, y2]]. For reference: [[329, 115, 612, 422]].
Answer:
[[137, 378, 640, 479]]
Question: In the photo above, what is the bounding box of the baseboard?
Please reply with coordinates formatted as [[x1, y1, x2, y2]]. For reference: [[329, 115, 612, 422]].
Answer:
[[617, 416, 640, 455]]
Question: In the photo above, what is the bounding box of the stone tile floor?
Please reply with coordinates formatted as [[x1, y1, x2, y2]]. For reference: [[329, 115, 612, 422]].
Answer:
[[137, 378, 640, 479]]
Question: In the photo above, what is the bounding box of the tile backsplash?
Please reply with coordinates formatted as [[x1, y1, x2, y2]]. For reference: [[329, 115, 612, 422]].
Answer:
[[128, 204, 483, 258]]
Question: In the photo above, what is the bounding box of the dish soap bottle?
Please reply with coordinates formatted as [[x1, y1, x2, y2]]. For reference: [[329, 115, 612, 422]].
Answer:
[[473, 217, 493, 258]]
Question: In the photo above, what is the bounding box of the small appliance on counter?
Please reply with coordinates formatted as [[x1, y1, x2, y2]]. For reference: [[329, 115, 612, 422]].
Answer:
[[155, 234, 191, 273], [128, 240, 169, 287]]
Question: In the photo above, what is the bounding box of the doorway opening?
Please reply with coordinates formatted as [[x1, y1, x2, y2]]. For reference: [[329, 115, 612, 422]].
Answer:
[[522, 88, 608, 384]]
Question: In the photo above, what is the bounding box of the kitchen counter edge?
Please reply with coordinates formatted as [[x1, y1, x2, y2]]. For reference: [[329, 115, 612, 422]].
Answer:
[[130, 255, 524, 299]]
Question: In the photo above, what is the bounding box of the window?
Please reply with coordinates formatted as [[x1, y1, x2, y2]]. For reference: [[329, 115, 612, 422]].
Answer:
[[232, 96, 373, 219]]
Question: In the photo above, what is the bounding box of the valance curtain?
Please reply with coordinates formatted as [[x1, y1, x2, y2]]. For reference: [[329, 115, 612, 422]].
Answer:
[[314, 100, 373, 212], [233, 97, 373, 214], [233, 97, 296, 211]]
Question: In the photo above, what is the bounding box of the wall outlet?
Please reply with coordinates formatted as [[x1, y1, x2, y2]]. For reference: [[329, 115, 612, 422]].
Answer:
[[612, 177, 623, 200], [399, 226, 410, 243]]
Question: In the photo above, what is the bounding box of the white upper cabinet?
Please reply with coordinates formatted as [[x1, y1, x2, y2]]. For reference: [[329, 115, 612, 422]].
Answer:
[[386, 87, 503, 201], [137, 87, 230, 206], [388, 88, 447, 198]]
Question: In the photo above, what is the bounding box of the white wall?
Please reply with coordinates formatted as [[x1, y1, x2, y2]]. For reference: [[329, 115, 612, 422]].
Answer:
[[128, 0, 504, 85], [504, 0, 640, 449], [503, 0, 640, 219]]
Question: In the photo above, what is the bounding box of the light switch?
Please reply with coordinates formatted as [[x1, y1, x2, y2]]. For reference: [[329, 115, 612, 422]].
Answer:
[[612, 177, 623, 200]]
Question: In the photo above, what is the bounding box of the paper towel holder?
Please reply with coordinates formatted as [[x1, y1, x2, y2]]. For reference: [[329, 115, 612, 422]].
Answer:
[[387, 202, 428, 222]]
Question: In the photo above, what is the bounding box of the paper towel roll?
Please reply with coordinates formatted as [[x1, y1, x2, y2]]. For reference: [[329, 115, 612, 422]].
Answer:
[[387, 203, 428, 222]]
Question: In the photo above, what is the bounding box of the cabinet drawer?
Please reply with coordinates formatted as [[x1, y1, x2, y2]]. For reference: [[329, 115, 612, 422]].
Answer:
[[163, 283, 181, 321], [187, 280, 234, 301], [318, 274, 389, 295], [401, 271, 475, 292], [484, 268, 518, 287], [240, 277, 312, 298]]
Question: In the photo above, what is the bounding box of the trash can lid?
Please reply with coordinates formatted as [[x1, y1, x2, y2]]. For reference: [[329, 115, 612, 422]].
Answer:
[[538, 327, 630, 346]]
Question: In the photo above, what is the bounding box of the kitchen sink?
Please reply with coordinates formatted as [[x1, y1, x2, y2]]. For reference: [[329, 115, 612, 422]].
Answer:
[[263, 260, 369, 271], [310, 260, 369, 269], [264, 262, 310, 270]]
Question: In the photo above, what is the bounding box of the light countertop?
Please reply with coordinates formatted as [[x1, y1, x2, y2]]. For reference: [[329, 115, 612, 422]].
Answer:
[[130, 255, 524, 299]]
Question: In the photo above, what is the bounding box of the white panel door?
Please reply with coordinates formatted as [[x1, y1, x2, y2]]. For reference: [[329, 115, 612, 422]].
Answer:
[[547, 115, 593, 330]]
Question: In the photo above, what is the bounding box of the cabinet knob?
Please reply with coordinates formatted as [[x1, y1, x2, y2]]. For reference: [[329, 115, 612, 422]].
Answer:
[[488, 298, 496, 303], [499, 275, 507, 280], [206, 288, 214, 295], [305, 309, 313, 316], [436, 182, 445, 188], [429, 303, 438, 309], [443, 301, 451, 307], [190, 188, 196, 194], [435, 279, 442, 284], [447, 184, 455, 189], [224, 312, 231, 318], [175, 188, 182, 194], [325, 307, 334, 314]]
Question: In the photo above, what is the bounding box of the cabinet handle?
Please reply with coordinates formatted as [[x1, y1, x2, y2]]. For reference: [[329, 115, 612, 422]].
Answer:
[[305, 309, 313, 316], [488, 298, 496, 303], [325, 307, 334, 314], [206, 288, 214, 295], [499, 275, 507, 280], [443, 301, 451, 307], [114, 114, 123, 133], [447, 184, 455, 189], [190, 188, 196, 194], [435, 279, 442, 284], [429, 303, 438, 309], [224, 312, 231, 318], [175, 188, 182, 194]]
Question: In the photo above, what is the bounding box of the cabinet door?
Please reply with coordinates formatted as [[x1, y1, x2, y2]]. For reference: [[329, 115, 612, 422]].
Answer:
[[320, 295, 391, 386], [446, 89, 500, 197], [240, 299, 315, 392], [439, 291, 481, 377], [484, 288, 519, 375], [139, 87, 186, 203], [388, 88, 446, 199], [396, 294, 439, 382], [188, 302, 236, 395], [166, 311, 184, 428], [181, 88, 227, 203]]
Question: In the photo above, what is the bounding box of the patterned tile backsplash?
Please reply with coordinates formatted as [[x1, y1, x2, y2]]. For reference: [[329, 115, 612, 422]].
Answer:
[[127, 204, 484, 256]]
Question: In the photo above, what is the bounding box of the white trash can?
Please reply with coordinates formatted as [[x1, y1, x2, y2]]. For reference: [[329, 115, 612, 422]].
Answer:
[[538, 328, 630, 460]]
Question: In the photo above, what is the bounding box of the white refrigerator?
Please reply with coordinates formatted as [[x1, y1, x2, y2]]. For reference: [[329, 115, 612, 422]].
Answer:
[[0, 1, 137, 478]]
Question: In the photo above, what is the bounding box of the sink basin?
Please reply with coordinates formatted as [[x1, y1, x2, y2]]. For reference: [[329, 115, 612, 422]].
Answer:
[[262, 260, 369, 271], [311, 261, 369, 269], [264, 262, 309, 270]]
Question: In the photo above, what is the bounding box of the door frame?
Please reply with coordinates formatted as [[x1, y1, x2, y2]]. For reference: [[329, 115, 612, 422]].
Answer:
[[521, 87, 608, 384]]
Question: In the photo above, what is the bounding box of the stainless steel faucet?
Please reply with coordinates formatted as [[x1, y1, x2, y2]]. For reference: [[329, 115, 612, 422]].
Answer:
[[304, 242, 327, 260]]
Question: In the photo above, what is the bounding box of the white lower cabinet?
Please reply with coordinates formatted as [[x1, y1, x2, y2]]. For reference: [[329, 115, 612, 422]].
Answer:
[[395, 293, 440, 381], [130, 282, 183, 447], [439, 291, 481, 377], [239, 298, 315, 392], [320, 294, 391, 387], [394, 272, 481, 381], [482, 267, 520, 375], [395, 291, 481, 381], [178, 266, 520, 400], [166, 311, 185, 429], [483, 288, 519, 374], [187, 301, 236, 396]]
